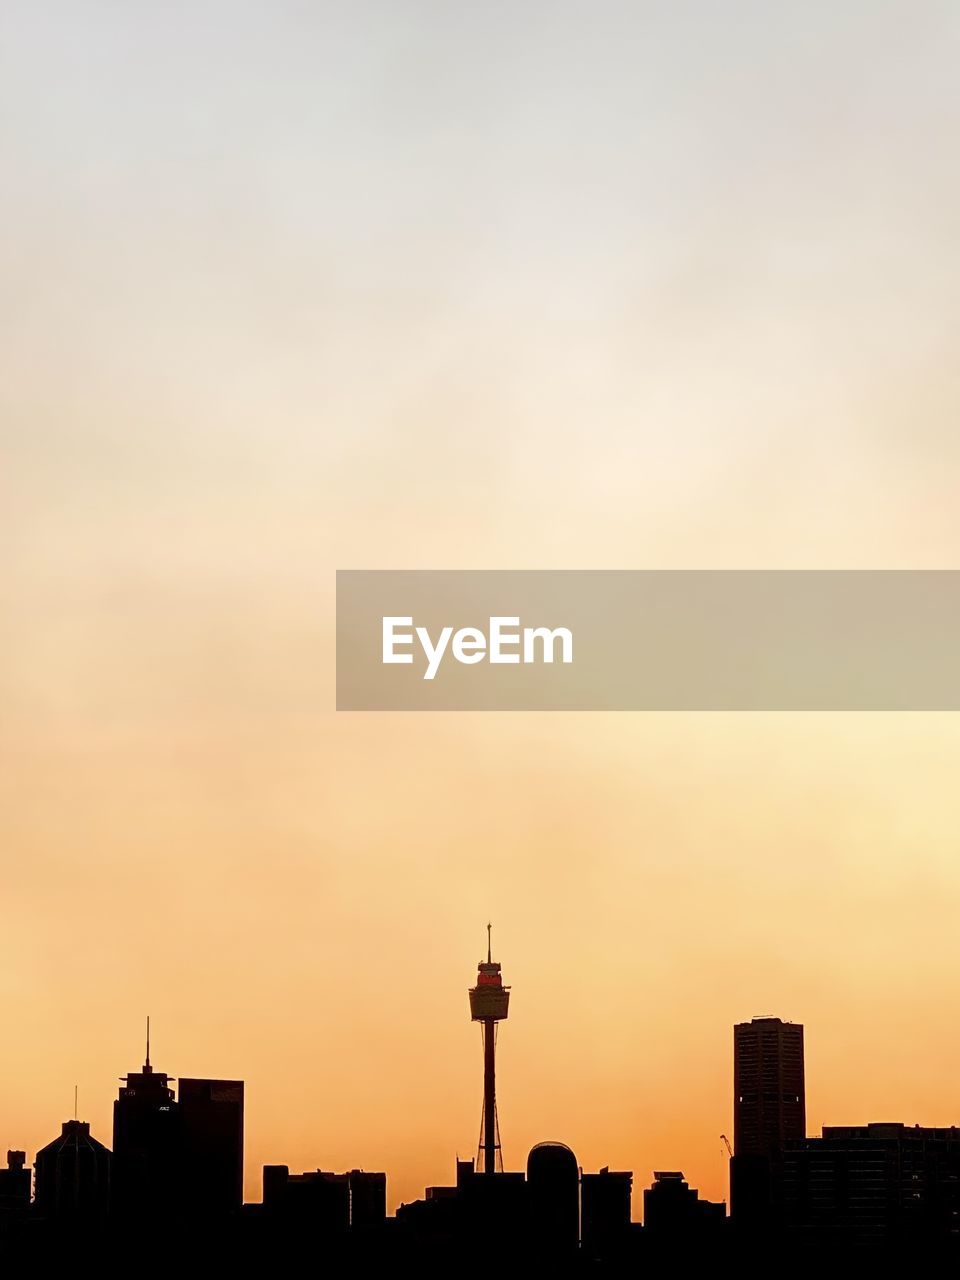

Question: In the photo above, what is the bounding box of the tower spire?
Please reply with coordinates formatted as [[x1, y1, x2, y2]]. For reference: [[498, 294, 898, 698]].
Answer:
[[487, 921, 492, 963], [145, 1015, 151, 1072]]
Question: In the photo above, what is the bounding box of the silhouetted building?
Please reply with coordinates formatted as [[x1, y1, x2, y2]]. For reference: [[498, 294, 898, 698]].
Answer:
[[643, 1170, 726, 1237], [527, 1142, 579, 1255], [581, 1167, 632, 1261], [0, 1151, 31, 1212], [732, 1016, 805, 1227], [178, 1077, 244, 1217], [396, 1180, 460, 1246], [395, 1158, 530, 1259], [263, 1165, 347, 1231], [262, 1165, 386, 1235], [734, 1016, 805, 1156], [112, 1042, 179, 1220], [34, 1121, 111, 1222], [781, 1124, 960, 1252], [456, 1162, 528, 1250], [347, 1169, 386, 1229]]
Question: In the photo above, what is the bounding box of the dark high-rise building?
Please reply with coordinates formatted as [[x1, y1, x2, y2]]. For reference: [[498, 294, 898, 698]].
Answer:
[[0, 1151, 31, 1212], [178, 1077, 244, 1216], [112, 1033, 180, 1220], [581, 1167, 633, 1261], [734, 1017, 805, 1156], [732, 1016, 805, 1227], [34, 1121, 111, 1222], [526, 1142, 579, 1255]]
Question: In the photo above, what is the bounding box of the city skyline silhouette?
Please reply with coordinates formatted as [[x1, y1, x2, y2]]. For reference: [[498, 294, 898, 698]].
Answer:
[[4, 936, 960, 1263], [6, 926, 960, 1215]]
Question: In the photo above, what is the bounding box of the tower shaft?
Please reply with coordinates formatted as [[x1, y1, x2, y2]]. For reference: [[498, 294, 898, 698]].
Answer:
[[483, 1018, 496, 1176]]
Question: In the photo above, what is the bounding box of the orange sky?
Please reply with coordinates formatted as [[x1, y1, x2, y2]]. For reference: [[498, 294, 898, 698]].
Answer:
[[3, 1, 960, 1212]]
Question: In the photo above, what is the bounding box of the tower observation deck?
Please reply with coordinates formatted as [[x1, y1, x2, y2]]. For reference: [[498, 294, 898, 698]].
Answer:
[[469, 925, 510, 1174]]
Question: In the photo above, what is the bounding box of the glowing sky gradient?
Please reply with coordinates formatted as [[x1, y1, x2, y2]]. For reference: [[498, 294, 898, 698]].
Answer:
[[3, 2, 960, 1209]]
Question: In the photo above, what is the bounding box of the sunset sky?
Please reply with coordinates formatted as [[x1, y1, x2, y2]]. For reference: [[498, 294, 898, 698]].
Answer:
[[3, 2, 960, 1209]]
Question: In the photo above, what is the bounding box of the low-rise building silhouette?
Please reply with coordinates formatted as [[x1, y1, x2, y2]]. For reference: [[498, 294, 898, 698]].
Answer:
[[346, 1169, 387, 1229], [34, 1121, 111, 1222], [262, 1165, 385, 1234], [527, 1142, 579, 1255], [581, 1167, 633, 1261], [643, 1169, 726, 1237], [781, 1123, 960, 1250], [0, 1151, 31, 1213]]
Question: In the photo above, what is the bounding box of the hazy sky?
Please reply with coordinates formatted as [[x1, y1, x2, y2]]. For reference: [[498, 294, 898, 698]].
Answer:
[[2, 2, 960, 1208]]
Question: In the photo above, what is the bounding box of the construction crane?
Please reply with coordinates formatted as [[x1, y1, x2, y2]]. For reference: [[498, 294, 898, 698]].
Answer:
[[720, 1133, 733, 1159]]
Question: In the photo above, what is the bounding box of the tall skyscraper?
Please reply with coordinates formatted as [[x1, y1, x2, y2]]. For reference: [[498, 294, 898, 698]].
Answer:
[[734, 1016, 805, 1155], [112, 1023, 179, 1220], [732, 1016, 805, 1228], [178, 1078, 244, 1217]]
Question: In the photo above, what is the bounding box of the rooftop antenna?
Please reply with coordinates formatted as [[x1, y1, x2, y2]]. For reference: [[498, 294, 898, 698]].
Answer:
[[74, 1085, 78, 1120], [145, 1015, 151, 1071]]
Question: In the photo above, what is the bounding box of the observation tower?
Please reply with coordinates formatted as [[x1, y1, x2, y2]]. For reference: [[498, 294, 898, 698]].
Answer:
[[468, 924, 510, 1174]]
